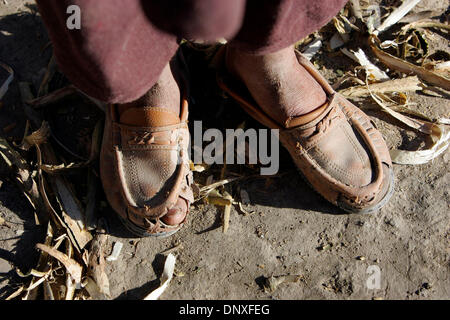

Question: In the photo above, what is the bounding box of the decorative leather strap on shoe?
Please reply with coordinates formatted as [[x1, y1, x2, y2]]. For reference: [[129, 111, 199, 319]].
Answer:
[[111, 102, 193, 222]]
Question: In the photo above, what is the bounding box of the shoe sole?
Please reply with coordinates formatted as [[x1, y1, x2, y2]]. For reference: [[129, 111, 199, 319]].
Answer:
[[295, 161, 395, 215], [116, 211, 182, 238]]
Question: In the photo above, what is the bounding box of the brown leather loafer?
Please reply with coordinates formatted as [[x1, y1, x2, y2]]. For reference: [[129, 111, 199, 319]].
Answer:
[[216, 46, 394, 214], [100, 92, 194, 237]]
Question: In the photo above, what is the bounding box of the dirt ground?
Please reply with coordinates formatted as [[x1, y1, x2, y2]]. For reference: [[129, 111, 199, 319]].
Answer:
[[0, 0, 449, 300]]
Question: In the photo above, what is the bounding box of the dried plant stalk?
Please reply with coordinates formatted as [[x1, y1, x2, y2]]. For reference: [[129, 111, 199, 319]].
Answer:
[[370, 35, 450, 91], [374, 0, 422, 35], [339, 76, 423, 97], [36, 243, 83, 284]]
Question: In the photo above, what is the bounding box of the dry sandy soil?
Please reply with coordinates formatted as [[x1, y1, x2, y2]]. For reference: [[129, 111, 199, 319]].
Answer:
[[0, 0, 449, 300]]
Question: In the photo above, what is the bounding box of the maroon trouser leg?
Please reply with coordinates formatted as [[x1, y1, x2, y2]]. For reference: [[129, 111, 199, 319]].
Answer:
[[36, 0, 347, 104]]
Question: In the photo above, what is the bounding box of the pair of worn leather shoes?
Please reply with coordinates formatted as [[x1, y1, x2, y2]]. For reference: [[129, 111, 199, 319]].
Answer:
[[100, 47, 395, 237]]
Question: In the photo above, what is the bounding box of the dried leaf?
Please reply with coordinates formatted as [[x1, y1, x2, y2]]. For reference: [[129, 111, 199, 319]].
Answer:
[[302, 39, 322, 60], [329, 32, 349, 50], [53, 178, 93, 251], [369, 35, 450, 91], [65, 274, 76, 300], [340, 14, 360, 32], [366, 81, 449, 164], [16, 268, 48, 278], [339, 76, 423, 97], [236, 202, 255, 216], [41, 162, 88, 173], [21, 121, 50, 150], [36, 243, 83, 284], [374, 0, 422, 35], [390, 126, 449, 164], [380, 40, 399, 49], [401, 19, 450, 33], [203, 188, 234, 232], [206, 175, 214, 186], [433, 61, 450, 72], [5, 286, 24, 300], [198, 177, 240, 199], [332, 73, 366, 90], [24, 269, 52, 293], [0, 135, 47, 221], [40, 119, 102, 174], [349, 0, 363, 21], [143, 253, 176, 300], [341, 48, 390, 81], [333, 16, 347, 34], [399, 10, 443, 23], [368, 86, 433, 134], [365, 4, 382, 33]]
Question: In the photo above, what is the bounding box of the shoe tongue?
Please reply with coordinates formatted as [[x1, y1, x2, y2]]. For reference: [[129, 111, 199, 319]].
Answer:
[[119, 107, 180, 127]]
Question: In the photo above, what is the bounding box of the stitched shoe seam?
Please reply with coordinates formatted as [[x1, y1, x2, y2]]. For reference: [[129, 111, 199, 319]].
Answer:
[[128, 151, 142, 206]]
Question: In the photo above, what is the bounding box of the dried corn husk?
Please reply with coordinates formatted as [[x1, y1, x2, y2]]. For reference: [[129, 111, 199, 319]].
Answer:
[[366, 81, 449, 164], [341, 48, 389, 81], [399, 10, 443, 23], [143, 254, 176, 300], [349, 0, 363, 21], [365, 4, 382, 34], [369, 35, 450, 91], [401, 19, 450, 33], [5, 286, 24, 300], [373, 0, 422, 35], [390, 128, 449, 164], [339, 76, 423, 97], [302, 39, 322, 60], [0, 135, 46, 221], [36, 243, 83, 285]]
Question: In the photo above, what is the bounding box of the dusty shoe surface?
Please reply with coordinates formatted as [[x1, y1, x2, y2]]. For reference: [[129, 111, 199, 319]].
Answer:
[[100, 98, 193, 237], [216, 46, 394, 214]]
